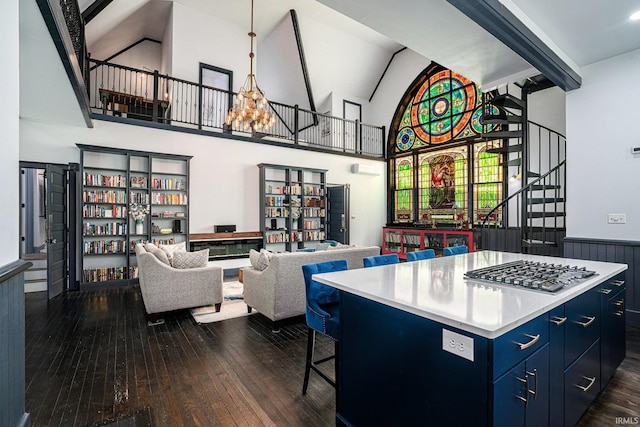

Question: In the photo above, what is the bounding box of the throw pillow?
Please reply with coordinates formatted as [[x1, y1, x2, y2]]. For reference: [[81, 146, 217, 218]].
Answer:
[[147, 246, 171, 265], [172, 249, 209, 269], [249, 249, 270, 271], [315, 242, 331, 251], [160, 241, 187, 265]]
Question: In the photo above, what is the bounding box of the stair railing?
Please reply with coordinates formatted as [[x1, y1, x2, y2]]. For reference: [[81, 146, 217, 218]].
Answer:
[[87, 59, 385, 158], [480, 160, 566, 254]]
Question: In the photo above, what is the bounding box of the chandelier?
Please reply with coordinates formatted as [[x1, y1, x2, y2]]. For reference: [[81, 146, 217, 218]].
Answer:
[[226, 0, 275, 132]]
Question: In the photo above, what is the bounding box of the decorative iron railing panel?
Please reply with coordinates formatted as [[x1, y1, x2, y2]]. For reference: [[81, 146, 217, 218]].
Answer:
[[88, 60, 385, 158]]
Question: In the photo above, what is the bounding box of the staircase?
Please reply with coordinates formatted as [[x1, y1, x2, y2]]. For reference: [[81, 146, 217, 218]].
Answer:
[[480, 85, 566, 257], [22, 253, 48, 293]]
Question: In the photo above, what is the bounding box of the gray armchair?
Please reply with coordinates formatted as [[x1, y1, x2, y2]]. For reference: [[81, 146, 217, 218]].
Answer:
[[135, 244, 223, 324]]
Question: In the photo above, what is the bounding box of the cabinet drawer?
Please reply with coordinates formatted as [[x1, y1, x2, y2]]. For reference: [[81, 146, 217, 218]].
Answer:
[[492, 313, 549, 380], [564, 339, 600, 427], [565, 287, 600, 367]]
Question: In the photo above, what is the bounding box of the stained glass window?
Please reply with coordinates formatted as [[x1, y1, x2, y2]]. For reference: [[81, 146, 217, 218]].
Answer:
[[417, 149, 467, 225], [474, 142, 503, 224], [392, 64, 499, 154], [388, 63, 504, 226], [394, 157, 413, 222]]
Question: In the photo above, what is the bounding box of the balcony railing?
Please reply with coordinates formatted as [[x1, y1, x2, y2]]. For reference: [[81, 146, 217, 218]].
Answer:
[[88, 59, 386, 158]]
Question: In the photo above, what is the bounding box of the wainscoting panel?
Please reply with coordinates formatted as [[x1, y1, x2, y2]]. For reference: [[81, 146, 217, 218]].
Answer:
[[564, 237, 640, 318], [0, 260, 31, 427]]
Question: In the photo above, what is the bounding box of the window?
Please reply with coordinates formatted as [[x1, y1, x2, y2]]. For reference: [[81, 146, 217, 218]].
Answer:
[[388, 63, 503, 226]]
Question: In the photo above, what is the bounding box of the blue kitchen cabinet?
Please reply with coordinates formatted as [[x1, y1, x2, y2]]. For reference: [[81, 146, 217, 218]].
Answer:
[[493, 343, 550, 427], [600, 273, 626, 386]]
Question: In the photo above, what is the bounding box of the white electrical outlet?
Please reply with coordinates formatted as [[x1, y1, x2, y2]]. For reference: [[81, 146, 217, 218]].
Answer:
[[607, 213, 626, 224], [442, 329, 474, 362]]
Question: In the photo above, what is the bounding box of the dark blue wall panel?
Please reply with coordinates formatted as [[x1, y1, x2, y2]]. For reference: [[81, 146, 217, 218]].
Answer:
[[564, 237, 640, 320], [0, 260, 31, 427]]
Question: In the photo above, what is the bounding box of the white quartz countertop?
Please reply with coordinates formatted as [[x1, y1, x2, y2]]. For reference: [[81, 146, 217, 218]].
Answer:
[[313, 251, 627, 339]]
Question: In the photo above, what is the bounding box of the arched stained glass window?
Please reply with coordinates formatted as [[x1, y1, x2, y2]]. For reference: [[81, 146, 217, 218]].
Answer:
[[391, 64, 499, 154], [388, 63, 504, 226]]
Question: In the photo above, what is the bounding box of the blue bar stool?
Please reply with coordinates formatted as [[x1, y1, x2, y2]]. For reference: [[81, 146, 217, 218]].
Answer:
[[363, 253, 400, 268], [301, 259, 349, 395], [406, 249, 436, 262], [443, 245, 468, 256]]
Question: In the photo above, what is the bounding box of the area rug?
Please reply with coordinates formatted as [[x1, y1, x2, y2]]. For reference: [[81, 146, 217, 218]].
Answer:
[[190, 280, 256, 324], [190, 300, 256, 324], [223, 280, 244, 301]]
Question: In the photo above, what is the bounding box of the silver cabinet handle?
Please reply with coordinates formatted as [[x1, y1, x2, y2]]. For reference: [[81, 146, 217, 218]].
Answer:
[[575, 316, 596, 327], [515, 333, 540, 350], [615, 299, 625, 316], [516, 375, 529, 408], [526, 369, 538, 400], [550, 316, 567, 326], [600, 288, 612, 295], [612, 280, 625, 287], [576, 376, 596, 392]]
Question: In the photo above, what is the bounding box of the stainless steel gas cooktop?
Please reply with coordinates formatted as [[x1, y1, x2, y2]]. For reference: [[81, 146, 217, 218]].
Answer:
[[464, 260, 597, 293]]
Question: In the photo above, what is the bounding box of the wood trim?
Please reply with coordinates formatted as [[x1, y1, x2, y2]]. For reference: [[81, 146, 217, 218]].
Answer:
[[0, 260, 32, 284]]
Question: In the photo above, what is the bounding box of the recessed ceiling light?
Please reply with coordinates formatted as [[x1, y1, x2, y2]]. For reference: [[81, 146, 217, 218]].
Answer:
[[630, 10, 640, 20]]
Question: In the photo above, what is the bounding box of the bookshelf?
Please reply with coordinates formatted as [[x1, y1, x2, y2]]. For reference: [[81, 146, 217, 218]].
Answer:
[[78, 144, 191, 288], [258, 164, 327, 252]]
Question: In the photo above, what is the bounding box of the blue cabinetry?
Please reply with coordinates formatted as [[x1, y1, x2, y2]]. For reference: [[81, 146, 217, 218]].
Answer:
[[336, 273, 626, 427], [493, 343, 550, 427], [600, 273, 626, 385]]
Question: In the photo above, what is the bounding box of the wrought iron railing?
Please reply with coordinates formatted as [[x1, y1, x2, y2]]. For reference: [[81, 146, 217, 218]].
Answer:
[[88, 59, 385, 158]]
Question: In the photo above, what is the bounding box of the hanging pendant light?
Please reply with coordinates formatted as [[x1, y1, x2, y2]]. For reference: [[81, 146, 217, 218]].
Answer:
[[226, 0, 275, 132]]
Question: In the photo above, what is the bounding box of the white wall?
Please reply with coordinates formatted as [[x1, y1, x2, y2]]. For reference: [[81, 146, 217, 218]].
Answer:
[[109, 39, 163, 73], [0, 0, 19, 265], [20, 119, 386, 247], [367, 49, 431, 132], [528, 86, 566, 135], [170, 3, 246, 85], [566, 48, 640, 240]]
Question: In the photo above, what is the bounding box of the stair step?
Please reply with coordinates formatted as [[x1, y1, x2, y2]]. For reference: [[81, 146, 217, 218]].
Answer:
[[528, 197, 565, 204], [489, 93, 525, 110], [481, 114, 523, 125], [522, 239, 558, 247], [487, 144, 523, 154], [527, 211, 566, 218], [481, 130, 523, 139], [527, 171, 541, 178], [503, 158, 521, 167], [525, 226, 566, 232], [530, 184, 561, 191]]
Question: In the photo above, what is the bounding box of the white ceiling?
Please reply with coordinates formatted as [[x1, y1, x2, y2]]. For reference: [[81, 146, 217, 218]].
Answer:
[[79, 0, 640, 88]]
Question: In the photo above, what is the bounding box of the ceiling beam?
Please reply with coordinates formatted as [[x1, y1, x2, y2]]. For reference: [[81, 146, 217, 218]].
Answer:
[[82, 0, 113, 24], [446, 0, 581, 91]]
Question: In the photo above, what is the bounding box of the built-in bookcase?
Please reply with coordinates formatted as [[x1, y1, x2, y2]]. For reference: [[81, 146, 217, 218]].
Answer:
[[258, 164, 327, 252], [78, 144, 191, 288]]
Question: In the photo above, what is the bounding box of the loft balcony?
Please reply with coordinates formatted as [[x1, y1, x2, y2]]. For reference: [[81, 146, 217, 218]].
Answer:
[[88, 60, 386, 159], [33, 0, 386, 160]]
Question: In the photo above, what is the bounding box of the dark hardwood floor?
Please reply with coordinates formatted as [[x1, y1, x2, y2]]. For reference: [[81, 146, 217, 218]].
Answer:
[[24, 286, 335, 427], [24, 286, 640, 426]]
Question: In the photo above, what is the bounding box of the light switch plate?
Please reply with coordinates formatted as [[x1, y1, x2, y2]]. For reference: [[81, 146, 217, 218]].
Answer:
[[442, 328, 474, 362], [608, 213, 626, 224]]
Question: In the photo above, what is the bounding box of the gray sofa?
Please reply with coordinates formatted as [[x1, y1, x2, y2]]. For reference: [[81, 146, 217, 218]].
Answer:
[[242, 246, 380, 322], [135, 244, 223, 320]]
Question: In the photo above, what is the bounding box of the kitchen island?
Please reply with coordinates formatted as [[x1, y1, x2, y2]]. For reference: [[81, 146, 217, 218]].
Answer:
[[313, 251, 627, 427]]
